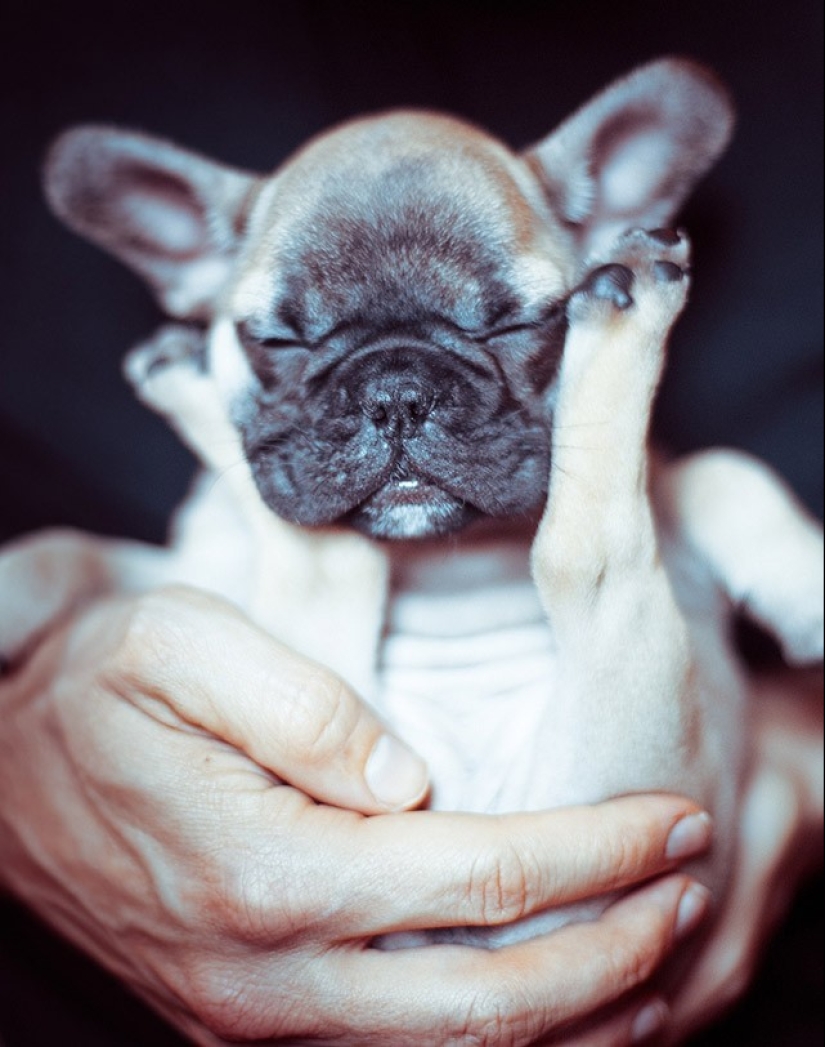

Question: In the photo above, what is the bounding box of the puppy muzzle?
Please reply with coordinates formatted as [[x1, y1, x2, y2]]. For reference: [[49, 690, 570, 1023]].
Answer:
[[334, 345, 486, 441], [243, 342, 550, 539]]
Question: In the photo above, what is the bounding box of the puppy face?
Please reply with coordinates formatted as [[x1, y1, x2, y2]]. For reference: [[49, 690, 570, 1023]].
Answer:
[[220, 113, 574, 538], [45, 59, 734, 539]]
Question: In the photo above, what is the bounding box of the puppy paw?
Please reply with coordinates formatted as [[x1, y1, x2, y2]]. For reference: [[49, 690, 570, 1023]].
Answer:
[[125, 322, 207, 379], [568, 228, 691, 330], [123, 323, 208, 413], [783, 626, 825, 666], [777, 601, 824, 667]]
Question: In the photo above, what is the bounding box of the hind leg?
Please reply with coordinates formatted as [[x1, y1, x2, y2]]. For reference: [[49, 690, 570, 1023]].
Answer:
[[661, 449, 823, 666], [0, 529, 172, 672]]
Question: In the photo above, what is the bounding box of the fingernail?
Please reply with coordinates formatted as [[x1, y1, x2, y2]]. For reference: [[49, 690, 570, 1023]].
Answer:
[[631, 999, 669, 1043], [365, 735, 428, 809], [675, 882, 711, 940], [666, 811, 713, 861]]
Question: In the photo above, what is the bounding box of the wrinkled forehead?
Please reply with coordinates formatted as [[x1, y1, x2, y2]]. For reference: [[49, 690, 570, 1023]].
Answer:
[[231, 113, 572, 335]]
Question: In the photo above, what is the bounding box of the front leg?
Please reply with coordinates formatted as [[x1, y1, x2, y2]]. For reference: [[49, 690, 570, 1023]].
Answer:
[[532, 230, 711, 800]]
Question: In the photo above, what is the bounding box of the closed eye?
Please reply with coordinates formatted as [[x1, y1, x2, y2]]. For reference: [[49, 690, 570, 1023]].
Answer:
[[481, 303, 565, 341], [483, 322, 542, 339], [236, 321, 302, 351], [258, 336, 301, 349]]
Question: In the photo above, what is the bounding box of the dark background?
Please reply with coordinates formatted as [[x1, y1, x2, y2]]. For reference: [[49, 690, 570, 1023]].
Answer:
[[0, 1, 822, 1044]]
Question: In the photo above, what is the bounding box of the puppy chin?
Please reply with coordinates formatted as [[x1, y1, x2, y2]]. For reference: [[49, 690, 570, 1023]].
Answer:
[[345, 479, 479, 540]]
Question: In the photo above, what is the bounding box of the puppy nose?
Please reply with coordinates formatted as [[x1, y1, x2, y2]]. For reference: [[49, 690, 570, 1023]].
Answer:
[[360, 379, 434, 437]]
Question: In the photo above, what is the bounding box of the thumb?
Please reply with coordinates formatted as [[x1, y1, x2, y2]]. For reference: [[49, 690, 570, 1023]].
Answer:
[[109, 586, 430, 814]]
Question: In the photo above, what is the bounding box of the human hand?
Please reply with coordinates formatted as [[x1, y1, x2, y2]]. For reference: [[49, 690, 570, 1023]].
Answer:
[[0, 585, 715, 1046], [666, 666, 823, 1043]]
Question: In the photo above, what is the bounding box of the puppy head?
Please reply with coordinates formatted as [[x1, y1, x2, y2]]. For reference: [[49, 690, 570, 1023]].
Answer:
[[45, 57, 733, 539]]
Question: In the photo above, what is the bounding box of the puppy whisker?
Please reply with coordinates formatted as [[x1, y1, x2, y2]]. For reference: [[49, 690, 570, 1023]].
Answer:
[[552, 419, 613, 431], [204, 459, 255, 492]]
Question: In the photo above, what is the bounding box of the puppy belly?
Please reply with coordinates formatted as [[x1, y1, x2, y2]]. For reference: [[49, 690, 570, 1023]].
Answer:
[[379, 630, 567, 815], [376, 539, 578, 815]]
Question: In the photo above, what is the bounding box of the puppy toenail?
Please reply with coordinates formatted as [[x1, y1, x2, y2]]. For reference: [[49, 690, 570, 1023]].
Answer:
[[648, 228, 682, 246], [653, 260, 685, 283]]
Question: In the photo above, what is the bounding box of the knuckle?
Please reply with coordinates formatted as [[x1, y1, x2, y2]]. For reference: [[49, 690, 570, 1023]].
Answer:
[[451, 983, 537, 1047], [467, 840, 539, 927], [597, 828, 650, 887], [285, 669, 356, 765], [605, 921, 663, 991], [100, 586, 207, 686], [625, 937, 660, 988], [195, 846, 302, 946], [229, 859, 277, 938]]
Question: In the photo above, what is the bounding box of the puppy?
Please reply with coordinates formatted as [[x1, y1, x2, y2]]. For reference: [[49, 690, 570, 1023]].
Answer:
[[2, 58, 822, 955]]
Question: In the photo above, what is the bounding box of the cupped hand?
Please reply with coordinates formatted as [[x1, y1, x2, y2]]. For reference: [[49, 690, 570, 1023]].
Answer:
[[0, 586, 714, 1046], [666, 666, 823, 1043]]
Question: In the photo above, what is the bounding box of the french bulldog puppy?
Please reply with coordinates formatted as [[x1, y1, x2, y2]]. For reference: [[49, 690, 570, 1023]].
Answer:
[[2, 58, 822, 952]]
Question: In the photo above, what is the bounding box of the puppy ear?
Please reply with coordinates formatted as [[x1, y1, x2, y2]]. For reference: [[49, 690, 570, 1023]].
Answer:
[[44, 127, 259, 318], [526, 57, 735, 257]]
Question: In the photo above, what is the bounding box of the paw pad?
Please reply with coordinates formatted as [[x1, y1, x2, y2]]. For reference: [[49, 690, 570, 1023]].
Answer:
[[569, 227, 691, 325], [578, 263, 635, 310], [653, 260, 687, 283], [648, 228, 685, 247]]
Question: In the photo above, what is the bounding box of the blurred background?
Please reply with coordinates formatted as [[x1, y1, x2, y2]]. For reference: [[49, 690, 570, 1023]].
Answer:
[[0, 1, 822, 1044]]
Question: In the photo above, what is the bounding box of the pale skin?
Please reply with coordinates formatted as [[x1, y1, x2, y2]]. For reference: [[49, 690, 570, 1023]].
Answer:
[[0, 582, 821, 1046]]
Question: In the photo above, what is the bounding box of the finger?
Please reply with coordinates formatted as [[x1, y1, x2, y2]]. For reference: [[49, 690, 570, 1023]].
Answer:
[[176, 994, 671, 1047], [276, 876, 705, 1047], [537, 997, 670, 1047], [276, 792, 712, 935], [666, 767, 798, 1040], [92, 586, 429, 814], [175, 1002, 671, 1047]]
